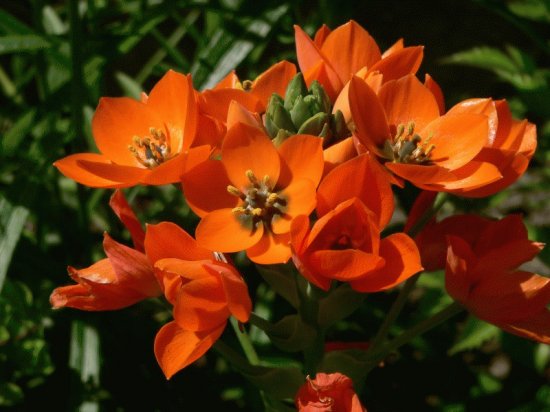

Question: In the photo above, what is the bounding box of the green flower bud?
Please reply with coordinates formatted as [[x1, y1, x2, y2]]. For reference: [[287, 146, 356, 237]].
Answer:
[[266, 93, 296, 135], [309, 80, 331, 114], [283, 73, 308, 110], [297, 112, 328, 136], [289, 95, 314, 128]]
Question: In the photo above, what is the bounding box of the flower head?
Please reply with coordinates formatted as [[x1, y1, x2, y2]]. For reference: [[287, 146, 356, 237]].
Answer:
[[54, 70, 210, 188], [183, 122, 324, 264], [295, 373, 366, 412]]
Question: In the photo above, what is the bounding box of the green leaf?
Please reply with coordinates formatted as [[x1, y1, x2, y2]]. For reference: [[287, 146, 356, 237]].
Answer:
[[508, 0, 550, 22], [239, 365, 304, 400], [115, 71, 143, 100], [69, 321, 101, 392], [444, 46, 518, 74], [448, 316, 500, 355], [0, 9, 33, 35], [318, 283, 365, 329], [2, 109, 37, 155], [265, 314, 316, 352], [535, 343, 550, 374], [0, 35, 51, 55], [256, 265, 299, 308], [0, 196, 29, 292], [0, 382, 23, 406]]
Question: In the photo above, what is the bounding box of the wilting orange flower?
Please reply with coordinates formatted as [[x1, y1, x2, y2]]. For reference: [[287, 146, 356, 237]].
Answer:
[[50, 233, 160, 311], [295, 373, 367, 412], [182, 122, 324, 264], [144, 222, 251, 379], [295, 20, 423, 102], [441, 98, 536, 197], [193, 61, 297, 148], [50, 190, 160, 310], [442, 215, 550, 344], [55, 70, 210, 188], [349, 75, 503, 192], [291, 154, 422, 292]]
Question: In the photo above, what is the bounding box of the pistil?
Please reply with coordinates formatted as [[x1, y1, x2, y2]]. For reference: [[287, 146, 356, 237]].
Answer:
[[227, 170, 287, 230]]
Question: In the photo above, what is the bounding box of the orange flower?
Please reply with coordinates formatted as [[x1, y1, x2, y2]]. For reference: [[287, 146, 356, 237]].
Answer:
[[295, 20, 423, 102], [50, 190, 159, 310], [50, 233, 160, 311], [441, 98, 536, 197], [182, 122, 324, 264], [295, 373, 367, 412], [443, 215, 550, 344], [144, 222, 251, 379], [349, 75, 503, 192], [55, 70, 210, 188], [291, 154, 422, 291]]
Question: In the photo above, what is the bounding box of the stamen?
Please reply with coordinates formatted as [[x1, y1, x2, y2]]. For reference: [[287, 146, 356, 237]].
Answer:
[[382, 122, 435, 165], [227, 185, 243, 198], [128, 127, 172, 168], [246, 170, 258, 185]]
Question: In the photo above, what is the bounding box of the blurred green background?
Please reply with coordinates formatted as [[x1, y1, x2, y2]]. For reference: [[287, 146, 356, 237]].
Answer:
[[1, 0, 550, 410]]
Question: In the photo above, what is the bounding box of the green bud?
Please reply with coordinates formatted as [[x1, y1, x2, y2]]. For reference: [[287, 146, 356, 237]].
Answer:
[[331, 110, 350, 140], [319, 122, 330, 138], [309, 80, 331, 114], [297, 112, 328, 136], [283, 73, 308, 110], [303, 94, 322, 115], [289, 95, 313, 129], [272, 129, 292, 147], [266, 94, 296, 134]]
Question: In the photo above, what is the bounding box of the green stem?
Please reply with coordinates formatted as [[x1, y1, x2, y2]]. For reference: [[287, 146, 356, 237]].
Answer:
[[230, 317, 260, 366], [248, 312, 274, 333], [299, 281, 324, 375], [367, 192, 449, 356], [364, 301, 464, 375], [213, 339, 255, 374]]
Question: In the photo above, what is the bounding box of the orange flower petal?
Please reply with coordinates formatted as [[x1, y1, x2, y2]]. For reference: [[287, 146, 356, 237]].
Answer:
[[320, 21, 381, 83], [384, 162, 455, 187], [250, 60, 297, 107], [440, 160, 502, 192], [322, 137, 357, 175], [196, 208, 264, 253], [424, 113, 489, 170], [313, 24, 331, 47], [145, 222, 213, 264], [213, 71, 239, 89], [92, 97, 163, 165], [277, 134, 324, 188], [424, 74, 445, 114], [200, 88, 262, 123], [370, 46, 423, 81], [309, 249, 385, 281], [109, 190, 145, 251], [54, 153, 136, 188], [211, 262, 252, 323], [351, 233, 422, 292], [182, 159, 238, 217], [349, 76, 390, 151], [378, 75, 440, 131], [147, 71, 197, 151], [246, 232, 291, 264], [499, 309, 550, 345], [154, 321, 225, 379], [222, 123, 280, 190], [317, 154, 394, 227], [226, 100, 263, 131], [139, 151, 188, 185], [77, 158, 148, 185], [272, 178, 317, 235]]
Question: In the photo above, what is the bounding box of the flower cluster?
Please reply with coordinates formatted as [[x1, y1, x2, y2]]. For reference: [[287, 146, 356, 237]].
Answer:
[[51, 20, 542, 410]]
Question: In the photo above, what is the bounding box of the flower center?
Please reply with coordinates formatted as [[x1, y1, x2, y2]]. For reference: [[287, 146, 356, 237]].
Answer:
[[227, 170, 287, 231], [128, 127, 172, 168], [381, 122, 435, 165]]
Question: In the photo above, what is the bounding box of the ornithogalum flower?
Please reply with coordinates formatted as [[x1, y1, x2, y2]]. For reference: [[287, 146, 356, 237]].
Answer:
[[50, 191, 160, 310], [50, 233, 160, 311], [440, 98, 536, 197], [295, 373, 367, 412], [295, 20, 423, 102], [433, 214, 550, 344], [144, 222, 251, 379], [291, 154, 422, 292], [182, 122, 324, 264], [54, 70, 210, 188], [349, 75, 503, 192]]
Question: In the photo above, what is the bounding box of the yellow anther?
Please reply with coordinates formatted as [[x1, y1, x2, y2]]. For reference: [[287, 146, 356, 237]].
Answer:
[[252, 208, 263, 216], [407, 122, 415, 136], [425, 144, 435, 156], [245, 169, 258, 185], [395, 124, 405, 140], [227, 185, 242, 197], [242, 80, 253, 91], [232, 206, 247, 214], [266, 193, 279, 205]]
